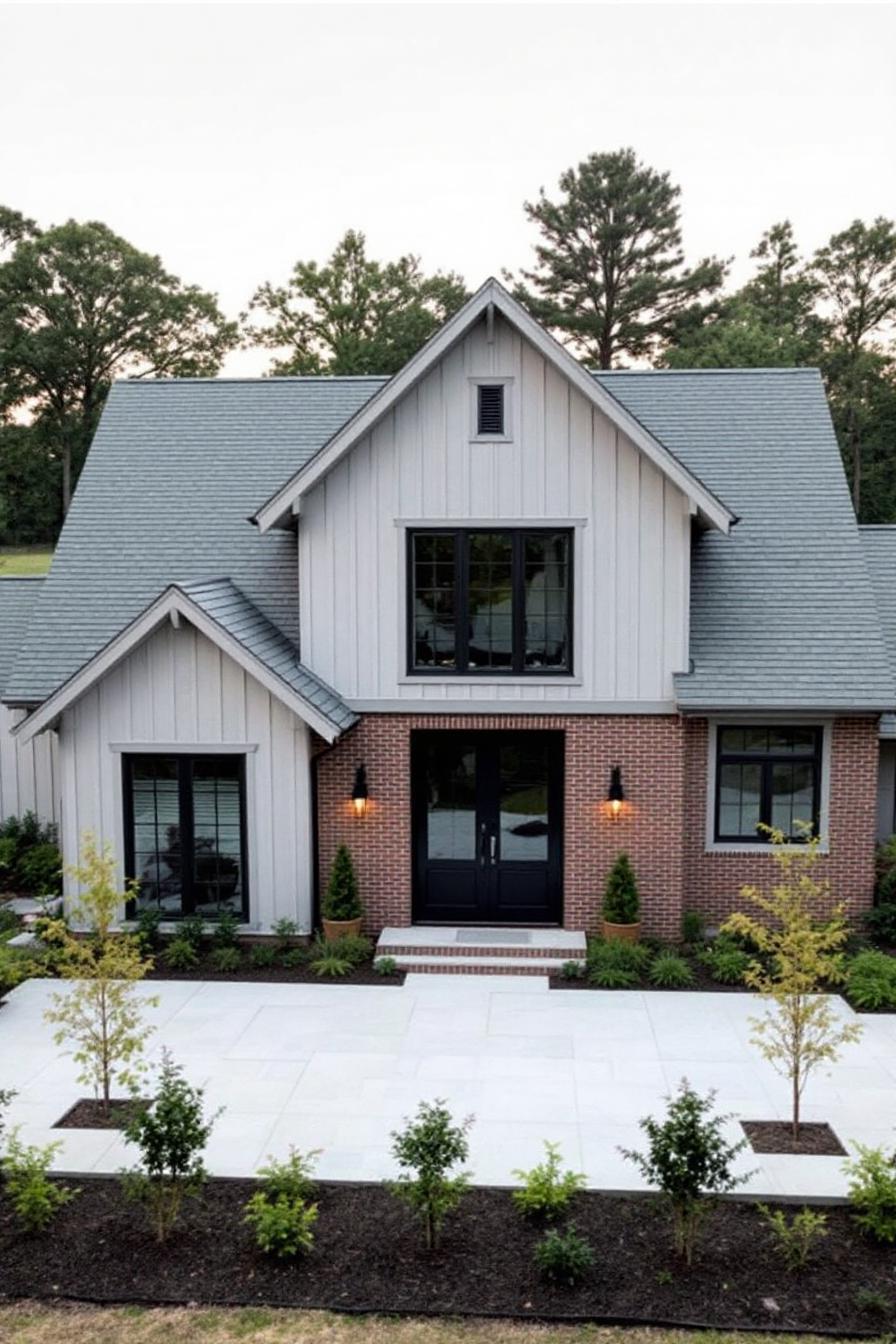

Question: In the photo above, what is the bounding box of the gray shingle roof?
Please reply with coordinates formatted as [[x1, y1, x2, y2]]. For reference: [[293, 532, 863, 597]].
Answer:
[[4, 377, 386, 704], [596, 368, 895, 711], [0, 578, 44, 696], [177, 577, 356, 734], [860, 526, 896, 673], [6, 366, 892, 715]]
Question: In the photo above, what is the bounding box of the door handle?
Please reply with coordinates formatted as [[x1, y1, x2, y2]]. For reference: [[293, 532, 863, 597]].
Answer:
[[489, 833, 497, 865], [479, 823, 489, 867]]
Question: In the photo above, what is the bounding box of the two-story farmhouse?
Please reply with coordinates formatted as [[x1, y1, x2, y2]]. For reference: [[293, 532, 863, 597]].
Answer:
[[3, 279, 895, 945]]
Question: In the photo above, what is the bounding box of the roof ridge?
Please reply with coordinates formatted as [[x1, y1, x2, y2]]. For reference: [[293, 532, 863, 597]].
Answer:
[[594, 367, 822, 377], [115, 374, 391, 387]]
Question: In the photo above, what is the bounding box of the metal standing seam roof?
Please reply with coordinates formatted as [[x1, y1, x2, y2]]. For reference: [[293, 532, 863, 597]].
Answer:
[[0, 577, 45, 696], [4, 366, 893, 716], [176, 577, 357, 734]]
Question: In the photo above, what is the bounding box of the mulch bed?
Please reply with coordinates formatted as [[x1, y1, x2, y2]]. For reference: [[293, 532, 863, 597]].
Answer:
[[742, 1120, 848, 1157], [143, 962, 406, 987], [550, 958, 754, 995], [0, 1180, 894, 1332], [54, 1099, 151, 1131]]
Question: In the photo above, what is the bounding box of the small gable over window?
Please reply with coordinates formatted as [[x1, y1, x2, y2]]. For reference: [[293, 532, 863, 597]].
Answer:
[[477, 383, 505, 436]]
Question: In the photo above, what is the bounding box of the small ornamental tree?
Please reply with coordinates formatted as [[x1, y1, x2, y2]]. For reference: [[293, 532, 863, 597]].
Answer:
[[322, 844, 362, 922], [722, 825, 863, 1139], [621, 1081, 750, 1264], [603, 852, 640, 925], [389, 1100, 472, 1250], [43, 834, 158, 1116], [122, 1048, 220, 1242]]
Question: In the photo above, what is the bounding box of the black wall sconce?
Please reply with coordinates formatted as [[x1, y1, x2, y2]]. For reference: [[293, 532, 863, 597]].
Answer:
[[351, 763, 369, 818], [605, 764, 625, 820]]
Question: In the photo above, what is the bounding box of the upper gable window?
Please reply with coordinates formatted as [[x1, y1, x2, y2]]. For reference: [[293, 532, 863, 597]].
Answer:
[[408, 528, 572, 676], [470, 376, 513, 441]]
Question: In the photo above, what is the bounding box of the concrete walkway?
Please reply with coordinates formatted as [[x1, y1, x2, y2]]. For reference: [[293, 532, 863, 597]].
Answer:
[[2, 975, 894, 1198]]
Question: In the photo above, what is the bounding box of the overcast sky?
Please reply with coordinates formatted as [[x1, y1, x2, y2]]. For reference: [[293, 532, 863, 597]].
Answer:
[[2, 2, 895, 375]]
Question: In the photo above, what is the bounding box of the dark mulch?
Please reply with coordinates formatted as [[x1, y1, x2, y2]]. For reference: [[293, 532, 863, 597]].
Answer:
[[742, 1120, 848, 1157], [550, 956, 753, 995], [144, 961, 405, 987], [0, 1180, 894, 1331], [54, 1099, 151, 1131]]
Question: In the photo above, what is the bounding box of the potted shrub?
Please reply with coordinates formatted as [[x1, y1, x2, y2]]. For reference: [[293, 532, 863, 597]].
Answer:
[[322, 844, 363, 941], [601, 852, 641, 942]]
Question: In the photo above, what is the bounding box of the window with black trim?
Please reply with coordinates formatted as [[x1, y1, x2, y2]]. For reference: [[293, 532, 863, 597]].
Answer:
[[714, 726, 822, 842], [123, 754, 248, 919], [409, 529, 572, 675]]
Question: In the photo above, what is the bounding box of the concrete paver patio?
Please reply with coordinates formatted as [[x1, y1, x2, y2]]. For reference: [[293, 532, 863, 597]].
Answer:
[[2, 975, 894, 1198]]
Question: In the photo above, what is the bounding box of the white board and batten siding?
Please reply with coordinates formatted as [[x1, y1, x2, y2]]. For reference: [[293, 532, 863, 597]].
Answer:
[[58, 620, 315, 931], [298, 313, 691, 709], [0, 704, 57, 826]]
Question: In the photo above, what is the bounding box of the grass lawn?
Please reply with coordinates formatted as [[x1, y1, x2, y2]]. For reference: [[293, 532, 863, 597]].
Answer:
[[0, 1308, 862, 1344], [0, 546, 53, 576]]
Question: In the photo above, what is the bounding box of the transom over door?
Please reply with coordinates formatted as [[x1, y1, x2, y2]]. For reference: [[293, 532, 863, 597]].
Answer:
[[411, 731, 563, 924]]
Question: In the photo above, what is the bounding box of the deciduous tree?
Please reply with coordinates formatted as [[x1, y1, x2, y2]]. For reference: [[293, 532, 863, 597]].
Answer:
[[246, 229, 468, 376]]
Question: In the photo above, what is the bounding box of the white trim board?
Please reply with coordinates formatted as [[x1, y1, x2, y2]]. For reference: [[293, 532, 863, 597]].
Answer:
[[251, 279, 735, 535], [14, 588, 344, 746], [704, 718, 832, 855]]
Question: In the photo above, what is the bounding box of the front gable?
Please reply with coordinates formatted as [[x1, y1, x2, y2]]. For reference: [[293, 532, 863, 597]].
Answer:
[[253, 279, 734, 535], [296, 305, 698, 707]]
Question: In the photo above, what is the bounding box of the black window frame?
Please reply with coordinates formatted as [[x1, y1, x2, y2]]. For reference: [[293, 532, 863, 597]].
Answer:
[[123, 752, 249, 920], [406, 527, 574, 677], [713, 725, 823, 843]]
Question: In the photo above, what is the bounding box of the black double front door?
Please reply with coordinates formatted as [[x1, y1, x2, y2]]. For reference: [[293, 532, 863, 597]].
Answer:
[[411, 731, 563, 924]]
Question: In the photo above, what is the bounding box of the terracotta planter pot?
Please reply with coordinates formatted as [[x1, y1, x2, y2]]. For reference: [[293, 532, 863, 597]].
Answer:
[[322, 917, 363, 943], [601, 919, 642, 943]]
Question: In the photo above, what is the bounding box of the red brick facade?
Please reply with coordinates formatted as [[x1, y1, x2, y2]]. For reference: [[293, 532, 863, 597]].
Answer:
[[314, 713, 879, 938]]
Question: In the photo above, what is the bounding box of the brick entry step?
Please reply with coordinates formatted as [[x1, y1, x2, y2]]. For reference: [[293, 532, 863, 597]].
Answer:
[[374, 926, 586, 976]]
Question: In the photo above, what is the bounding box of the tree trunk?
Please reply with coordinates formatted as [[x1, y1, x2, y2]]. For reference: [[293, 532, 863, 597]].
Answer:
[[792, 1070, 800, 1142]]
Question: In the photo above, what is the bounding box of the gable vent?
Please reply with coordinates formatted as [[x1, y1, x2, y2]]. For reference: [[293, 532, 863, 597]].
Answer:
[[477, 383, 505, 436]]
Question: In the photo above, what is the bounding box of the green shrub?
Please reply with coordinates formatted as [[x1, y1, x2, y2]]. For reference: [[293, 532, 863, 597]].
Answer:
[[165, 937, 199, 971], [307, 932, 371, 970], [122, 1049, 219, 1243], [0, 905, 18, 939], [622, 1081, 749, 1265], [875, 834, 896, 897], [134, 907, 162, 954], [587, 937, 651, 988], [179, 914, 206, 949], [211, 910, 240, 948], [865, 903, 896, 946], [681, 910, 705, 944], [18, 843, 62, 895], [854, 1285, 894, 1315], [271, 917, 299, 950], [244, 1149, 320, 1259], [310, 949, 354, 978], [560, 959, 584, 980], [280, 946, 307, 970], [512, 1142, 585, 1220], [698, 936, 751, 985], [649, 952, 696, 989], [602, 852, 639, 925], [845, 950, 896, 1010], [844, 1144, 896, 1243], [1, 1131, 78, 1231], [757, 1203, 828, 1270], [533, 1224, 594, 1285], [244, 1187, 318, 1258], [389, 1100, 472, 1250], [209, 945, 241, 973], [0, 943, 49, 993], [374, 956, 398, 976], [0, 837, 16, 878], [322, 844, 362, 921], [248, 944, 277, 969]]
